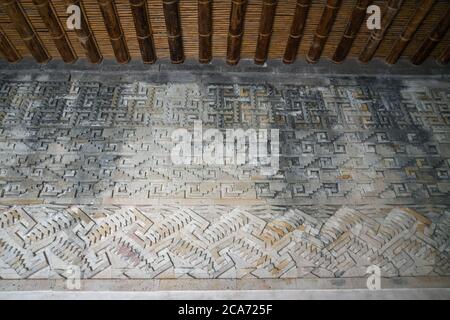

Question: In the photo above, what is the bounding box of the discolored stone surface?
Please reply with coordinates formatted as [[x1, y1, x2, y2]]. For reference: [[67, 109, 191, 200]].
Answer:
[[0, 67, 449, 289]]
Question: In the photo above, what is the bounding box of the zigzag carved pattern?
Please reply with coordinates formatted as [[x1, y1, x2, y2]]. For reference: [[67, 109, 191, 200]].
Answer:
[[0, 205, 448, 280]]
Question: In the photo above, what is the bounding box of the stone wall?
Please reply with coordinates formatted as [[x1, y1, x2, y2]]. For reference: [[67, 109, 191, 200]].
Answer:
[[0, 66, 449, 285]]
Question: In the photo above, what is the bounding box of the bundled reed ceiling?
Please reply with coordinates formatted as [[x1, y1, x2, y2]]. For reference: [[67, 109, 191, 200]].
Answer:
[[0, 0, 449, 65]]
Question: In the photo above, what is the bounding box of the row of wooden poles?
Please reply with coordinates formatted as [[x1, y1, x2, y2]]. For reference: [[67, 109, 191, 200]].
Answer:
[[0, 0, 449, 66]]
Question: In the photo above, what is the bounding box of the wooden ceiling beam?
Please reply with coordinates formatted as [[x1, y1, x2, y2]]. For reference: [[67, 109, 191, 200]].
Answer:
[[307, 0, 342, 64], [163, 0, 184, 64], [0, 25, 21, 63], [32, 0, 77, 64], [227, 0, 248, 65], [411, 8, 450, 65], [283, 0, 311, 64], [98, 0, 130, 64], [0, 0, 50, 63], [129, 0, 156, 64], [437, 45, 450, 65], [359, 0, 403, 63], [65, 0, 102, 64], [255, 0, 278, 65], [0, 0, 448, 66], [386, 0, 436, 65], [198, 0, 212, 64], [333, 0, 372, 64]]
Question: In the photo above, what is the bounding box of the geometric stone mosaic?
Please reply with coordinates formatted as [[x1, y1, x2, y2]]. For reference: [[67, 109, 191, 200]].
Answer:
[[0, 77, 449, 280], [0, 204, 449, 279]]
